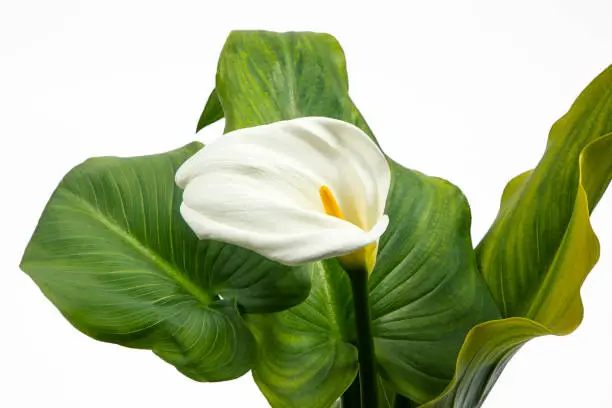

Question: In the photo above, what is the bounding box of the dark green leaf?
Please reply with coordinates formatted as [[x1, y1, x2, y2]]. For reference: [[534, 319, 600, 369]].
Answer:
[[372, 162, 500, 403], [216, 31, 369, 134], [247, 261, 358, 408], [20, 142, 311, 382]]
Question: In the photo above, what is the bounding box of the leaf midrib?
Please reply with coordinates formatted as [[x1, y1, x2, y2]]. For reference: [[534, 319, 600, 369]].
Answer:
[[61, 187, 213, 305]]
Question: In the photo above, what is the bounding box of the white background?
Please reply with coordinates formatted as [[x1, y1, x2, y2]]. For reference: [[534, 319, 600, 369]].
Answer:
[[1, 1, 611, 407]]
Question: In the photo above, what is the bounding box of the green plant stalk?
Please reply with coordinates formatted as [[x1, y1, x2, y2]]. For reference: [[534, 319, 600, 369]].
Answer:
[[347, 266, 378, 407]]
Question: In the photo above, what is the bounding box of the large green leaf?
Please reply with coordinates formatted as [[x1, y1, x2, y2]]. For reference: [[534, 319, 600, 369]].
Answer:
[[247, 261, 357, 408], [372, 161, 500, 403], [477, 66, 612, 326], [215, 30, 370, 134], [212, 30, 501, 407], [20, 142, 311, 381], [422, 67, 612, 407]]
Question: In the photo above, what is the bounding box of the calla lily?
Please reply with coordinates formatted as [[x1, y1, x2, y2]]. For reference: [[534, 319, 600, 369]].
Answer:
[[176, 116, 391, 271]]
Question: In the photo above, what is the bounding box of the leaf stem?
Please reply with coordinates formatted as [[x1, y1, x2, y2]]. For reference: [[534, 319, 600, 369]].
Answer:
[[348, 266, 378, 407]]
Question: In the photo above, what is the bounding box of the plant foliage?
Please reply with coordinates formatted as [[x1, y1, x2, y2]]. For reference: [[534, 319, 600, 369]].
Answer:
[[21, 30, 612, 407]]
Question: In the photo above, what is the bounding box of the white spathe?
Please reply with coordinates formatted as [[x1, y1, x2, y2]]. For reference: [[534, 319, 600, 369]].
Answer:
[[176, 116, 391, 266]]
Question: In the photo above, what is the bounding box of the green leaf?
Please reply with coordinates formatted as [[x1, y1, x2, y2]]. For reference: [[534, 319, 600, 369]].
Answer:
[[20, 142, 311, 382], [422, 67, 612, 407], [196, 88, 224, 132], [213, 30, 501, 406], [372, 162, 500, 403], [247, 261, 358, 408], [216, 30, 369, 134], [476, 66, 612, 328], [420, 318, 551, 408]]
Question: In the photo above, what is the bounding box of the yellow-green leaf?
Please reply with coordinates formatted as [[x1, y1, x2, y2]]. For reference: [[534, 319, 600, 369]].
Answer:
[[424, 66, 612, 407], [477, 67, 612, 328]]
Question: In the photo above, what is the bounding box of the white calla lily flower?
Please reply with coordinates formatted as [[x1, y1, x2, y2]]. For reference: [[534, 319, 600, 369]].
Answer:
[[176, 116, 391, 272]]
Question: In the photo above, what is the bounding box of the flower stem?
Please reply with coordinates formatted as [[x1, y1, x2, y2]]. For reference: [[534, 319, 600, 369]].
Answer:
[[348, 266, 378, 408]]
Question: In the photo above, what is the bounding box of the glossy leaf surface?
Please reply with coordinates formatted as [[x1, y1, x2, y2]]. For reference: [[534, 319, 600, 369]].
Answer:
[[247, 261, 357, 408], [424, 67, 612, 407], [421, 318, 551, 407], [20, 143, 311, 381], [477, 66, 612, 327]]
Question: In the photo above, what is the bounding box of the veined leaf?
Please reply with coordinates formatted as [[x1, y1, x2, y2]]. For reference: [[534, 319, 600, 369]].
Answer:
[[247, 261, 357, 408], [420, 318, 551, 407], [424, 67, 612, 406], [216, 31, 370, 135], [372, 161, 500, 403], [20, 143, 311, 381], [477, 66, 612, 327], [213, 30, 501, 406]]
